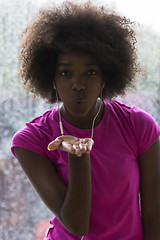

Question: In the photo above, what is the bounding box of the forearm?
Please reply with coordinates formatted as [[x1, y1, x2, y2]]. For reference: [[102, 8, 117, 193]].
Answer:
[[60, 152, 92, 236], [142, 211, 160, 240], [143, 231, 160, 240]]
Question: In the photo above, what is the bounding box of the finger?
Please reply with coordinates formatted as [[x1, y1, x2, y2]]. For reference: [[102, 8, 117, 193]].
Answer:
[[62, 141, 75, 154], [86, 139, 94, 152], [79, 143, 87, 153], [73, 145, 83, 157], [47, 138, 63, 151]]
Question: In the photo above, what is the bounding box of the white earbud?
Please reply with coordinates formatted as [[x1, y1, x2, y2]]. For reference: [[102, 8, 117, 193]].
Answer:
[[53, 83, 56, 90]]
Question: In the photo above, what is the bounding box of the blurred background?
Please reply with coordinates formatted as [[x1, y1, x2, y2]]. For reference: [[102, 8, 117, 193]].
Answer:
[[0, 0, 160, 239]]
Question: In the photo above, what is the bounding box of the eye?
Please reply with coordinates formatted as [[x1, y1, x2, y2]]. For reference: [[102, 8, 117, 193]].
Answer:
[[87, 70, 97, 76], [60, 70, 71, 76]]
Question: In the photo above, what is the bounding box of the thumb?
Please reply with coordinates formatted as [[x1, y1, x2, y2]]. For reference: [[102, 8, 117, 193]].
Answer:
[[47, 138, 63, 151]]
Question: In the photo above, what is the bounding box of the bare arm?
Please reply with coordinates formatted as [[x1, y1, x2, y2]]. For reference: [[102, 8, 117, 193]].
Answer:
[[13, 136, 92, 236], [62, 152, 91, 235], [139, 137, 160, 240]]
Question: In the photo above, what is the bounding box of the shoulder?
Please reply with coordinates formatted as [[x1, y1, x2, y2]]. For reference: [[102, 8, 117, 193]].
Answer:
[[24, 106, 60, 136], [11, 107, 59, 158], [28, 107, 57, 128], [105, 99, 160, 155], [106, 99, 133, 114], [129, 104, 160, 134], [13, 107, 58, 140], [105, 99, 136, 122], [106, 99, 159, 126]]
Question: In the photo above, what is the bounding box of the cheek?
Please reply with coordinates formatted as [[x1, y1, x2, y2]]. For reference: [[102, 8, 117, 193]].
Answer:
[[55, 78, 71, 91], [89, 81, 103, 96], [54, 79, 69, 99], [56, 86, 71, 103], [56, 89, 66, 102]]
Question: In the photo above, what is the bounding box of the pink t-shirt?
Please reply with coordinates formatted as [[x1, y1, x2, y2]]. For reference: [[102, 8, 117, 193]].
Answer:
[[11, 100, 160, 240]]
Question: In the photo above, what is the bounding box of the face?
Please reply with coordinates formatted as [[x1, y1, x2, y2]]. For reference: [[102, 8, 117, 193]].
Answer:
[[54, 50, 103, 124]]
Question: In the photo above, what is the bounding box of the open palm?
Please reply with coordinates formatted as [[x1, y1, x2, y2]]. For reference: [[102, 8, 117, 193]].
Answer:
[[47, 135, 94, 157]]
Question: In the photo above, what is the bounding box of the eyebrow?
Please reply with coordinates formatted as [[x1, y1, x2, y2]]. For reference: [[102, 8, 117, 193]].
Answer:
[[57, 63, 100, 66]]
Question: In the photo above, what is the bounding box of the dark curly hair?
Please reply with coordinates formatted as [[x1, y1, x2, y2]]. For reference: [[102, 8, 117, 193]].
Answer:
[[19, 1, 139, 103]]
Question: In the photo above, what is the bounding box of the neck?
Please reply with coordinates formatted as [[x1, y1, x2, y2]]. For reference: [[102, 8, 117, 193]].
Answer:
[[60, 98, 105, 130]]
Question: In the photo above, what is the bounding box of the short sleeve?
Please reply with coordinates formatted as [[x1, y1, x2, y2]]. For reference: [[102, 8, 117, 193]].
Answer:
[[130, 107, 160, 155], [11, 123, 46, 158]]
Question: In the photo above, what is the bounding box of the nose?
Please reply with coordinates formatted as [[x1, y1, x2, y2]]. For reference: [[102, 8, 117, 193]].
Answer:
[[71, 74, 86, 91]]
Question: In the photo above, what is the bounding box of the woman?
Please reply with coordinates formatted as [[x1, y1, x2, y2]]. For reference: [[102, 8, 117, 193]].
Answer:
[[11, 1, 160, 239]]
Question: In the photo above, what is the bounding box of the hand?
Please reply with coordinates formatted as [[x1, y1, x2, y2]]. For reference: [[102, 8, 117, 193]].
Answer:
[[47, 135, 94, 157]]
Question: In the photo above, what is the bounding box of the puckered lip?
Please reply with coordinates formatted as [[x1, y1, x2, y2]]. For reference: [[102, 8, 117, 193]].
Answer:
[[71, 95, 86, 103]]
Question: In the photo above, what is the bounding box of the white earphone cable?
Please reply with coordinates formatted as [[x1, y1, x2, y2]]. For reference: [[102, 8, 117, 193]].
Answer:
[[57, 98, 102, 138]]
